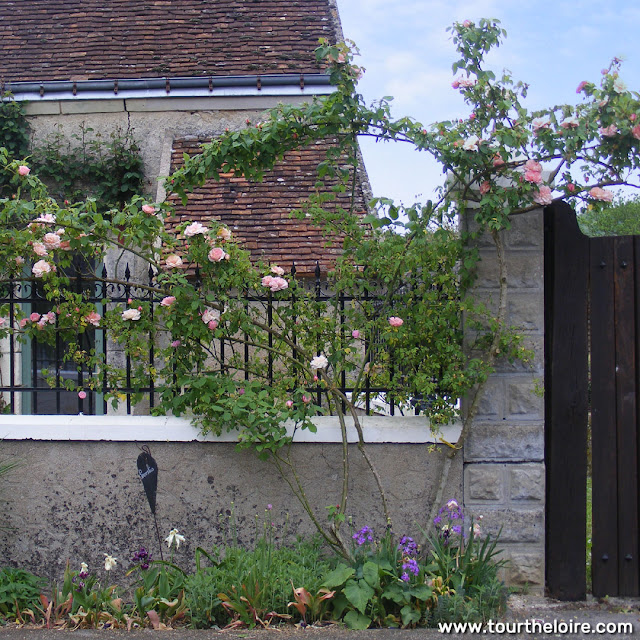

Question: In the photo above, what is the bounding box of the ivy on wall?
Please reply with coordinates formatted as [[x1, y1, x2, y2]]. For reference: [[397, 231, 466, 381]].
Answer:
[[0, 96, 144, 210]]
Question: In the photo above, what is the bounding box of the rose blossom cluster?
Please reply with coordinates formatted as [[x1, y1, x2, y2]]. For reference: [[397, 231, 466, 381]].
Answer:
[[262, 274, 288, 292], [32, 259, 55, 277], [202, 308, 220, 330], [589, 186, 614, 202], [20, 310, 56, 330]]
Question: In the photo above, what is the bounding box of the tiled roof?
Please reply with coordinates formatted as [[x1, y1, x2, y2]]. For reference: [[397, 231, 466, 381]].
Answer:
[[165, 137, 369, 275], [1, 0, 339, 82]]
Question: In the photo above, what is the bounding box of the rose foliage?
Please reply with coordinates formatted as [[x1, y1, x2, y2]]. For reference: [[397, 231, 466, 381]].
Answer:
[[0, 20, 638, 555]]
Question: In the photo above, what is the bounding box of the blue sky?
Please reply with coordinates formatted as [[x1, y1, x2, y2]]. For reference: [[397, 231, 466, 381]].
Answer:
[[335, 0, 640, 206]]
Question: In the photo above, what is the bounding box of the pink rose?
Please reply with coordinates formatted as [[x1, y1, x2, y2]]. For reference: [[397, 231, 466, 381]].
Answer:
[[452, 77, 475, 89], [160, 296, 176, 307], [33, 243, 48, 256], [388, 316, 403, 327], [492, 155, 505, 167], [45, 311, 56, 324], [217, 227, 232, 241], [630, 114, 637, 122], [532, 117, 550, 133], [462, 19, 471, 27], [86, 311, 101, 327], [560, 116, 579, 129], [302, 395, 310, 404], [19, 318, 28, 329], [78, 391, 87, 400], [30, 312, 41, 322], [171, 339, 181, 348], [533, 185, 553, 206], [18, 165, 30, 176], [567, 183, 575, 192], [286, 400, 293, 408], [208, 247, 227, 262], [15, 256, 25, 265], [35, 213, 55, 224], [524, 170, 543, 184], [479, 181, 491, 195], [599, 125, 618, 137], [576, 81, 589, 93], [632, 124, 640, 141], [122, 308, 141, 321], [524, 160, 542, 173], [165, 254, 183, 268], [262, 275, 288, 292], [184, 221, 207, 237], [270, 265, 285, 276], [352, 330, 360, 339], [32, 260, 53, 277], [43, 233, 61, 249], [142, 204, 156, 214], [202, 308, 219, 325], [208, 319, 218, 330], [59, 240, 71, 251], [589, 187, 614, 202], [0, 318, 6, 328]]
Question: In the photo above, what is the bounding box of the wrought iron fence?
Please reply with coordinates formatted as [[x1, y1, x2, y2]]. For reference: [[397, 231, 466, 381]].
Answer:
[[0, 261, 440, 417]]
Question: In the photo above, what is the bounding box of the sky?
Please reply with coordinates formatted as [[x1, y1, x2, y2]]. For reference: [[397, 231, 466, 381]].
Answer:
[[334, 0, 640, 206]]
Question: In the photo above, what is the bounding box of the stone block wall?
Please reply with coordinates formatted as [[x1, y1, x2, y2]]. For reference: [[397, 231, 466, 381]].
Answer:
[[462, 209, 546, 590]]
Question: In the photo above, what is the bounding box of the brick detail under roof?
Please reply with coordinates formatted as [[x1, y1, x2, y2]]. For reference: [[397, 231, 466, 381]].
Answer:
[[1, 0, 337, 82], [165, 137, 368, 275]]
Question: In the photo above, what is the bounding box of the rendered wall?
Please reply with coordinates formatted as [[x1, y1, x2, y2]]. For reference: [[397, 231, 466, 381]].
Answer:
[[0, 438, 462, 582]]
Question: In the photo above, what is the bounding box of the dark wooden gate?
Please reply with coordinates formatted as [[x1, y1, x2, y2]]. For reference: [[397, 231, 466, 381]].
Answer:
[[545, 201, 640, 599]]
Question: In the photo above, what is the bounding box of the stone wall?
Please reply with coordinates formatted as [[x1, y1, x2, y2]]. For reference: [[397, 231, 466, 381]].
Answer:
[[462, 209, 546, 590]]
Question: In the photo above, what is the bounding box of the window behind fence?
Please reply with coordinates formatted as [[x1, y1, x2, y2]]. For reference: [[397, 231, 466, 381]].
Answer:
[[0, 262, 447, 417]]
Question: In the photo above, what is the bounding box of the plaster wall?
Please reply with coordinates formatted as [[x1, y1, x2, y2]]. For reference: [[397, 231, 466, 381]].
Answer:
[[0, 439, 462, 582]]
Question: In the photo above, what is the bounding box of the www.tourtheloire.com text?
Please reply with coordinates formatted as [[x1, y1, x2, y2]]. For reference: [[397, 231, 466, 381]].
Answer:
[[438, 619, 635, 635]]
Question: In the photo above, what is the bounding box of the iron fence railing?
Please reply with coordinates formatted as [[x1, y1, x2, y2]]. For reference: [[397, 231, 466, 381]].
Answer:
[[0, 261, 441, 417]]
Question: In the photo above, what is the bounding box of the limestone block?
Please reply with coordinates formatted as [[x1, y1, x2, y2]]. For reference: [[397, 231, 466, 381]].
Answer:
[[477, 507, 544, 544], [510, 464, 545, 501], [465, 423, 544, 462], [465, 464, 504, 502], [507, 550, 545, 586]]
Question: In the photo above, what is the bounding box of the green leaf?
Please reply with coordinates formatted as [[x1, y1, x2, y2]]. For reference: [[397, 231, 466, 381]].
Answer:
[[400, 603, 421, 627], [362, 561, 380, 590], [344, 578, 374, 614], [343, 609, 372, 630], [322, 564, 354, 589]]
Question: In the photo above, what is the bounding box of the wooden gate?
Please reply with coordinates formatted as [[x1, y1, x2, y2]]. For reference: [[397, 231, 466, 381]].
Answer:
[[545, 201, 640, 599]]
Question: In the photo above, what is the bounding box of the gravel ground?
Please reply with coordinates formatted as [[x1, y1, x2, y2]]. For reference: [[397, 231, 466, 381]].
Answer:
[[0, 595, 639, 639]]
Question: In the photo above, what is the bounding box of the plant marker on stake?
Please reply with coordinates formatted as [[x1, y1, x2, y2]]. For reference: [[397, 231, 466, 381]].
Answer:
[[136, 445, 164, 561]]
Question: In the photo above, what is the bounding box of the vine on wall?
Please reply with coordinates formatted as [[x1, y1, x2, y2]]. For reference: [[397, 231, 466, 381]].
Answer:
[[0, 98, 144, 210]]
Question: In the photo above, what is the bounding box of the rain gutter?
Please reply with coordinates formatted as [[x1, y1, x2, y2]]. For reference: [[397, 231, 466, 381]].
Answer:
[[1, 73, 334, 102]]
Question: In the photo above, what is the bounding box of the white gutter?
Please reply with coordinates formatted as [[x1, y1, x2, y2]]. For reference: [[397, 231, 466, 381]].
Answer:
[[3, 74, 334, 103]]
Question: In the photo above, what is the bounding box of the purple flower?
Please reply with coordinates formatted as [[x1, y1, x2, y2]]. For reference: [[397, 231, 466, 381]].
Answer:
[[452, 525, 462, 535], [398, 536, 417, 556], [131, 546, 153, 569], [352, 526, 374, 546], [401, 572, 410, 582], [402, 557, 420, 576]]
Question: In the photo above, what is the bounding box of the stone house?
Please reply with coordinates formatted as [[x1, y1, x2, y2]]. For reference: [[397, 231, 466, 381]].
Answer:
[[0, 1, 545, 593]]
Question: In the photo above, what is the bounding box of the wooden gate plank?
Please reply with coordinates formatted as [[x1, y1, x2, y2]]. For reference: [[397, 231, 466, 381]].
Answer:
[[590, 237, 619, 596], [545, 202, 589, 599], [614, 238, 639, 595]]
